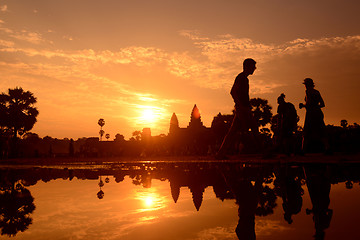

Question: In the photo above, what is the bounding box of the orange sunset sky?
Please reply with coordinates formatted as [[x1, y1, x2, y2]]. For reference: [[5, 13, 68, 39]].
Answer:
[[1, 0, 359, 139]]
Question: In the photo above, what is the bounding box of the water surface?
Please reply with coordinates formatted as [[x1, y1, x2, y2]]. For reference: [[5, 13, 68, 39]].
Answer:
[[1, 162, 359, 239]]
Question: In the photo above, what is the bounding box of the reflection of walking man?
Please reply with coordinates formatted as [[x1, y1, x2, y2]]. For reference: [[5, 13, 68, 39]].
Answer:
[[235, 179, 262, 240], [304, 165, 333, 240], [216, 58, 260, 159]]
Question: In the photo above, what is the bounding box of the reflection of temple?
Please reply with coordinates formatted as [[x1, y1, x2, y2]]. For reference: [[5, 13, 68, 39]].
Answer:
[[169, 104, 214, 155], [167, 164, 216, 211], [2, 162, 360, 237]]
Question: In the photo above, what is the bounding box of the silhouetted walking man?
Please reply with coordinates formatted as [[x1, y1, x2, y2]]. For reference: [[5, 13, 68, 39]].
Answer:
[[216, 58, 260, 159], [276, 93, 298, 156], [299, 78, 329, 153]]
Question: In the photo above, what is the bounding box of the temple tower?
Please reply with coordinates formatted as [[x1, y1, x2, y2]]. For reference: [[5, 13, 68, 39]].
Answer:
[[169, 112, 179, 135], [188, 104, 203, 129]]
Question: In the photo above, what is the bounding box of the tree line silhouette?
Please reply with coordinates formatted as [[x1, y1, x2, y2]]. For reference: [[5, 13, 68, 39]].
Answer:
[[1, 87, 359, 159], [1, 162, 359, 238]]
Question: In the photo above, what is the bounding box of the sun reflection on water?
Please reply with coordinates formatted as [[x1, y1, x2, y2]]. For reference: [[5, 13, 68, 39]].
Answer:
[[136, 190, 166, 213]]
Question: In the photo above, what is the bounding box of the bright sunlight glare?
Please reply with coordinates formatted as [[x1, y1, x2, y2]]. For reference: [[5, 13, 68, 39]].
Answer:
[[136, 105, 164, 126], [144, 196, 154, 207], [142, 109, 156, 122], [136, 191, 166, 212]]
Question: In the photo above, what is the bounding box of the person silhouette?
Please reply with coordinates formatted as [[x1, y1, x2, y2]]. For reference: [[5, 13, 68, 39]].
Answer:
[[216, 58, 260, 159], [219, 164, 264, 240], [276, 93, 298, 156], [235, 180, 261, 240], [304, 164, 333, 240], [299, 78, 329, 153], [274, 166, 304, 224]]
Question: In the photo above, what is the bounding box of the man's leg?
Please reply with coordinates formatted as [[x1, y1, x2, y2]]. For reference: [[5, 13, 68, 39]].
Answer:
[[301, 134, 308, 154], [217, 115, 240, 158], [248, 115, 263, 153]]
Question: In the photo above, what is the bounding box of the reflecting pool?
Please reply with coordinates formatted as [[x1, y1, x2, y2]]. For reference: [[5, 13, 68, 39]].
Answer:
[[1, 162, 360, 239]]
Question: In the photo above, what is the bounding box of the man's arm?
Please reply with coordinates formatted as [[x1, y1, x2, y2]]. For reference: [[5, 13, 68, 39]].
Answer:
[[230, 84, 241, 105], [318, 92, 325, 108], [230, 75, 250, 108]]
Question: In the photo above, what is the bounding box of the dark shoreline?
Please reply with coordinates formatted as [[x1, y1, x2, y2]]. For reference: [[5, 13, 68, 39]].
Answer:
[[1, 152, 359, 167]]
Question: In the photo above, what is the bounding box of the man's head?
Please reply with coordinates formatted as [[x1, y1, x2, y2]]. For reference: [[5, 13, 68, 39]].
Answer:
[[277, 93, 286, 104], [303, 78, 315, 89], [243, 58, 257, 75]]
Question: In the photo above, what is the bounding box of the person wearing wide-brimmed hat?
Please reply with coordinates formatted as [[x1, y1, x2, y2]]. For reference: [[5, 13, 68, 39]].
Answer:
[[299, 78, 328, 153]]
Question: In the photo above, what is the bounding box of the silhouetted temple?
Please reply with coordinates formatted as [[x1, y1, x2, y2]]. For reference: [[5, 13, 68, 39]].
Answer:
[[168, 104, 214, 155]]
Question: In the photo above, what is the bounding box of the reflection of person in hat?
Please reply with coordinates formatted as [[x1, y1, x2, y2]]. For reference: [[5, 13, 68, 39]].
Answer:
[[299, 78, 328, 153]]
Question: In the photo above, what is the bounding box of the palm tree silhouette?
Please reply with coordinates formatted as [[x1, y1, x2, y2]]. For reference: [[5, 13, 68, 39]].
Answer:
[[98, 118, 105, 141], [97, 176, 105, 199], [105, 133, 110, 141], [340, 119, 348, 128]]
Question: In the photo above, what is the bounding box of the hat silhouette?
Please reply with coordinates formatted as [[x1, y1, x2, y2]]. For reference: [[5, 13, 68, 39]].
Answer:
[[303, 78, 314, 86]]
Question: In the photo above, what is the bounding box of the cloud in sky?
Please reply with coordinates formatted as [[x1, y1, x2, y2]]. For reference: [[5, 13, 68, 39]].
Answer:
[[195, 226, 235, 240], [0, 38, 13, 47], [2, 22, 359, 92], [0, 24, 49, 45], [0, 5, 8, 12], [11, 30, 45, 44], [174, 32, 360, 98]]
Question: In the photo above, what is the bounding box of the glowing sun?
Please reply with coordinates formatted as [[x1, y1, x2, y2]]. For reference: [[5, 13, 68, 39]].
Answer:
[[138, 106, 161, 126], [141, 108, 156, 122], [144, 196, 154, 207]]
